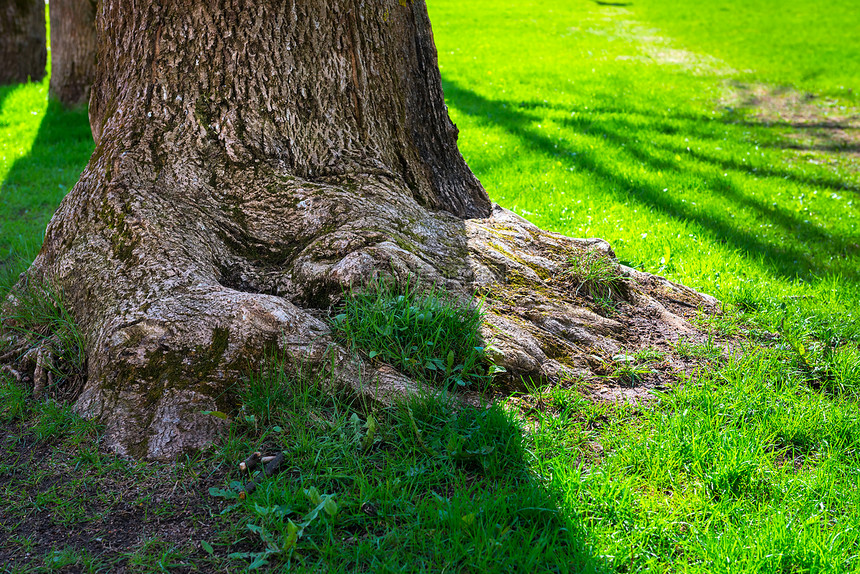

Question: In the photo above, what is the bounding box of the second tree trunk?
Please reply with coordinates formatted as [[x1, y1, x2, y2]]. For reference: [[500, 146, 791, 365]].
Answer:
[[0, 0, 46, 85], [49, 0, 97, 106]]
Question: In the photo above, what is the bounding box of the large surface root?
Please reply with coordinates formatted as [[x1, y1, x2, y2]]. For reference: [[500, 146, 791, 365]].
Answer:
[[2, 162, 718, 459]]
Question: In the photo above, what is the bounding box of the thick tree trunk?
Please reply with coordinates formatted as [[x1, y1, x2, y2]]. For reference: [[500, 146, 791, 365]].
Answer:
[[3, 0, 716, 459], [0, 0, 47, 85], [49, 0, 97, 106]]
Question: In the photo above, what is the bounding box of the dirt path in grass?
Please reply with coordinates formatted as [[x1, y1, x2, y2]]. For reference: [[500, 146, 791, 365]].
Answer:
[[596, 6, 860, 179], [723, 83, 860, 177]]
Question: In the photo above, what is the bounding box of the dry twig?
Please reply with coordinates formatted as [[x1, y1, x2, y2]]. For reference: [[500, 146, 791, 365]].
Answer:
[[240, 452, 286, 499], [239, 451, 262, 473]]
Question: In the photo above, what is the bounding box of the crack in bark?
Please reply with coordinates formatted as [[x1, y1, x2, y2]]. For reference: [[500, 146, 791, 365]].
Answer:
[[347, 4, 367, 139]]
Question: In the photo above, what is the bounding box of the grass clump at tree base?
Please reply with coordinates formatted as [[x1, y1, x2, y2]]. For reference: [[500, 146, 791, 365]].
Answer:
[[330, 278, 495, 389], [0, 278, 87, 401]]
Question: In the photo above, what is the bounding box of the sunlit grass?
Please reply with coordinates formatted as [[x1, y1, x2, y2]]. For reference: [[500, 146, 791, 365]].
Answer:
[[433, 0, 860, 298], [635, 0, 860, 100], [428, 0, 860, 570], [0, 81, 92, 279]]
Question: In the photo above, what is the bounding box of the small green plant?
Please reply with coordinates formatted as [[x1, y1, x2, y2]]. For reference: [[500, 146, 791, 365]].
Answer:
[[608, 354, 655, 387], [330, 278, 493, 388], [213, 482, 340, 570], [675, 335, 724, 363], [781, 329, 860, 397], [634, 346, 666, 363], [593, 293, 618, 316], [560, 249, 627, 304]]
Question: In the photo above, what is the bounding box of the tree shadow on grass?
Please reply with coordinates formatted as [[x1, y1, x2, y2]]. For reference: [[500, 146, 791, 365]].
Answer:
[[0, 96, 93, 286], [722, 82, 860, 160], [220, 368, 613, 572], [443, 78, 860, 282], [385, 395, 610, 572], [506, 97, 859, 194], [0, 85, 14, 109]]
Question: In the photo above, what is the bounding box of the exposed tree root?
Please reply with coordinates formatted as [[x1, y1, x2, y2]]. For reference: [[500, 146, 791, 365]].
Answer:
[[0, 364, 21, 383], [32, 349, 47, 398], [3, 166, 718, 459], [0, 330, 87, 402], [0, 0, 721, 460]]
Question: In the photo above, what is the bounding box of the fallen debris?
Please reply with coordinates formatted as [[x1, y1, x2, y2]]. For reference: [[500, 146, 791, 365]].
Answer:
[[240, 452, 286, 499]]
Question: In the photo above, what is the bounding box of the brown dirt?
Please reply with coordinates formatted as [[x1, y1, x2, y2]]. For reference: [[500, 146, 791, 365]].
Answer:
[[0, 426, 238, 572], [723, 82, 860, 174]]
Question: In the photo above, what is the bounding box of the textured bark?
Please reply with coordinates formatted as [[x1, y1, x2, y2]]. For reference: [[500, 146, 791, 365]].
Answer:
[[0, 0, 47, 85], [49, 0, 97, 106], [3, 0, 717, 459]]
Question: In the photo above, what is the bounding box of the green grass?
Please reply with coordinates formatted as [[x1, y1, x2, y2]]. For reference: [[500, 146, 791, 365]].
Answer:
[[429, 1, 860, 568], [434, 0, 860, 294], [634, 0, 860, 100], [330, 279, 492, 389], [209, 358, 596, 572], [3, 0, 860, 571], [560, 247, 628, 313], [0, 80, 93, 284], [1, 278, 87, 398]]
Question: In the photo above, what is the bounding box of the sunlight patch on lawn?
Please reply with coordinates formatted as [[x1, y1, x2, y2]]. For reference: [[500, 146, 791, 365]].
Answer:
[[0, 81, 49, 184]]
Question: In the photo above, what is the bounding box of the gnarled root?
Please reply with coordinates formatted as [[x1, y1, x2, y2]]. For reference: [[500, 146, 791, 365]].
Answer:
[[0, 334, 85, 401], [32, 348, 47, 398], [12, 163, 719, 459], [0, 364, 21, 383]]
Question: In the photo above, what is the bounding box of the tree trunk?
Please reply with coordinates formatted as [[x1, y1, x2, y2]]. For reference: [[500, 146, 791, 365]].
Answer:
[[3, 0, 716, 459], [49, 0, 97, 107], [0, 0, 47, 85]]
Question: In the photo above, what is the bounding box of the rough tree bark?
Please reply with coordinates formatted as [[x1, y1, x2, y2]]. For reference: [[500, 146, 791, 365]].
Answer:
[[0, 0, 47, 85], [1, 0, 716, 459], [49, 0, 97, 106]]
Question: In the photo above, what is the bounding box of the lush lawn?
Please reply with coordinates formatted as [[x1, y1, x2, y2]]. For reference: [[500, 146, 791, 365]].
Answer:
[[634, 0, 860, 100], [0, 81, 93, 282], [432, 0, 860, 570], [2, 0, 860, 571]]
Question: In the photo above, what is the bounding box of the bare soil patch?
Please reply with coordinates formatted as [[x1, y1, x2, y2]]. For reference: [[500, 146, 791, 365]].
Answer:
[[0, 427, 235, 572], [724, 82, 860, 175]]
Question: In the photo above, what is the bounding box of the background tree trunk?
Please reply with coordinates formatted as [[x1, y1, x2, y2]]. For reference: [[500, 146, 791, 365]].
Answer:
[[0, 0, 47, 85], [3, 0, 715, 459], [49, 0, 97, 107]]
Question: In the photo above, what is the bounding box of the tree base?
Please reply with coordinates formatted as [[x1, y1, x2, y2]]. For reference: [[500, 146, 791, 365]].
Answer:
[[2, 158, 717, 459]]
